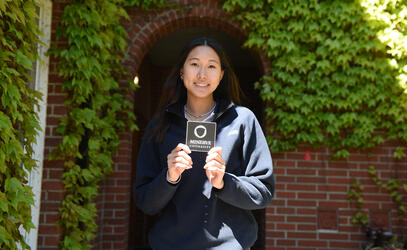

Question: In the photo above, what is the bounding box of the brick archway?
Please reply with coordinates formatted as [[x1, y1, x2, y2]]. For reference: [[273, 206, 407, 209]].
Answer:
[[124, 3, 269, 76]]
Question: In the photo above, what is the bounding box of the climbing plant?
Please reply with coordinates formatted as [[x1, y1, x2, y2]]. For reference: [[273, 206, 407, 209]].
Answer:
[[0, 0, 41, 249], [348, 165, 407, 248], [220, 0, 407, 158], [49, 0, 166, 248]]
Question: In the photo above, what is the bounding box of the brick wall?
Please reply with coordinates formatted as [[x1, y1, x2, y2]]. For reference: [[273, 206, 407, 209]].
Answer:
[[38, 0, 407, 249], [37, 0, 66, 248], [268, 144, 407, 249]]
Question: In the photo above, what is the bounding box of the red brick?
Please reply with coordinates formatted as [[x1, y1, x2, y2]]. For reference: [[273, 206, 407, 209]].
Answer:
[[288, 200, 317, 207], [45, 213, 59, 224], [265, 223, 275, 230], [276, 176, 295, 182], [271, 199, 286, 206], [277, 223, 295, 230], [330, 241, 361, 248], [277, 207, 295, 214], [349, 154, 379, 162], [267, 215, 285, 222], [287, 184, 316, 191], [297, 208, 316, 215], [327, 177, 349, 184], [297, 160, 325, 168], [47, 191, 64, 200], [274, 168, 285, 175], [42, 181, 64, 190], [298, 192, 327, 199], [298, 240, 327, 247], [286, 153, 309, 160], [329, 194, 348, 200], [44, 236, 59, 245], [38, 225, 60, 235], [276, 160, 295, 167], [318, 185, 347, 192], [297, 176, 326, 183], [287, 232, 317, 239], [319, 232, 348, 240], [276, 192, 296, 198], [287, 168, 316, 175], [319, 169, 348, 176], [364, 194, 391, 202], [327, 162, 357, 169], [276, 240, 296, 246], [297, 224, 317, 231], [318, 201, 348, 208], [287, 216, 315, 223]]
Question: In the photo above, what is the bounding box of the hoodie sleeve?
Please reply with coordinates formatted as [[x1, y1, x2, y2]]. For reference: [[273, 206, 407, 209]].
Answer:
[[134, 121, 179, 215], [213, 111, 274, 210]]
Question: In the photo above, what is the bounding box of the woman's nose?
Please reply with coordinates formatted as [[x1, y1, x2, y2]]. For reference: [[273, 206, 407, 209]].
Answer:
[[197, 67, 207, 79]]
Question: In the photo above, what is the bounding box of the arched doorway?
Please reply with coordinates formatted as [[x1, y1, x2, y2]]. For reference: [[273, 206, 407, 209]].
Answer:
[[129, 27, 265, 249]]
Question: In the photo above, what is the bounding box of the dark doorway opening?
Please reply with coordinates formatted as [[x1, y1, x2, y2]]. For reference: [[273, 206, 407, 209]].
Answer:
[[129, 27, 265, 250]]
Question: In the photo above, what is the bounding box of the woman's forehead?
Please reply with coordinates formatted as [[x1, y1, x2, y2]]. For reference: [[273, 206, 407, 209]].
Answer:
[[186, 45, 221, 62]]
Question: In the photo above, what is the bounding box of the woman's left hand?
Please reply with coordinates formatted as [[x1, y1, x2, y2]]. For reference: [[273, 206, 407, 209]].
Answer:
[[204, 147, 226, 189]]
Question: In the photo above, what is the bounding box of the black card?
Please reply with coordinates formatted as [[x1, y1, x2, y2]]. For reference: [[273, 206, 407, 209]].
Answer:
[[186, 121, 216, 152]]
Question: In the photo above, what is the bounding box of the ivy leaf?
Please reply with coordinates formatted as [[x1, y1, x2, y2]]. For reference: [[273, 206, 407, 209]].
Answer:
[[393, 146, 405, 159], [0, 192, 8, 213], [15, 50, 33, 70]]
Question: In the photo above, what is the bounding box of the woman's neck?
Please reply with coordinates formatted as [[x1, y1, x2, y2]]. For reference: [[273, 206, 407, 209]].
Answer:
[[186, 97, 216, 116]]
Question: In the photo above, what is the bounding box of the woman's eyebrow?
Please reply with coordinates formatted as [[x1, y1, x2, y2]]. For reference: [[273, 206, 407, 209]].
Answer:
[[187, 57, 220, 64]]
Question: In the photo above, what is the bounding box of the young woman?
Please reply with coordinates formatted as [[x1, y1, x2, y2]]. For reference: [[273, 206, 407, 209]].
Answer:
[[134, 37, 274, 250]]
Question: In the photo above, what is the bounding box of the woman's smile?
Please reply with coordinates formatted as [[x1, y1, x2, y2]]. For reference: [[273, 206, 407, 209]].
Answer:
[[194, 82, 210, 87]]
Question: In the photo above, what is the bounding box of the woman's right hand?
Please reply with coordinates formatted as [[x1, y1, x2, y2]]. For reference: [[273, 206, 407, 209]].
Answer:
[[167, 143, 192, 182]]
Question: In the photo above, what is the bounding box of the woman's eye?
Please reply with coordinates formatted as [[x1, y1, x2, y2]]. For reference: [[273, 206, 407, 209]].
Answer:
[[209, 65, 216, 69], [191, 63, 198, 66]]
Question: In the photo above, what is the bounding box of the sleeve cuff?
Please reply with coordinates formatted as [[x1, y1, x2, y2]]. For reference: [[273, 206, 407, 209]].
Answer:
[[166, 170, 181, 185]]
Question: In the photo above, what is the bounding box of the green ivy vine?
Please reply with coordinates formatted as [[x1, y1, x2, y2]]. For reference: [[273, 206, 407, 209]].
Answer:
[[0, 1, 41, 249], [49, 0, 136, 248], [49, 0, 167, 248], [220, 0, 407, 158], [348, 165, 407, 246]]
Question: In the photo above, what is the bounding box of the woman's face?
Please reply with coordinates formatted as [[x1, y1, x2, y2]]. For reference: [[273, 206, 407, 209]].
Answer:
[[181, 45, 224, 101]]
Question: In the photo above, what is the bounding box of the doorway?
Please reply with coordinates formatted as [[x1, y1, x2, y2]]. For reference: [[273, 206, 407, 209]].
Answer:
[[129, 27, 265, 250]]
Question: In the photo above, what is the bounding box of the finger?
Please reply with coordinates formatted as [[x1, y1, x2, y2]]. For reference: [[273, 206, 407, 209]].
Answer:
[[206, 153, 225, 165], [174, 143, 191, 154], [204, 165, 225, 173], [176, 150, 192, 163], [174, 156, 192, 166], [208, 146, 222, 155], [173, 162, 192, 169], [204, 160, 225, 170], [168, 150, 192, 163], [170, 143, 191, 155]]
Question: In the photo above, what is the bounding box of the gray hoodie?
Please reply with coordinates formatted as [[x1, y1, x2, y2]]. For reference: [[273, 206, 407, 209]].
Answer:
[[134, 98, 274, 250]]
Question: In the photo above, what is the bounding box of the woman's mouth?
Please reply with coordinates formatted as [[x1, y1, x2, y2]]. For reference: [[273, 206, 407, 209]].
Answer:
[[194, 82, 209, 87]]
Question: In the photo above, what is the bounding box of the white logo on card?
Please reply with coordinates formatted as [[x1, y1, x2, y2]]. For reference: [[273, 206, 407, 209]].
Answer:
[[194, 125, 207, 138]]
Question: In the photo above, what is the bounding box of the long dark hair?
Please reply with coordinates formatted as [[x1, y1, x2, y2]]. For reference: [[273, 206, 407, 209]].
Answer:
[[150, 37, 241, 142]]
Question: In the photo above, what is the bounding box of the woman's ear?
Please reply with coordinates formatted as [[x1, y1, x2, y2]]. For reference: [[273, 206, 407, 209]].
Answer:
[[180, 69, 184, 80], [220, 70, 224, 81]]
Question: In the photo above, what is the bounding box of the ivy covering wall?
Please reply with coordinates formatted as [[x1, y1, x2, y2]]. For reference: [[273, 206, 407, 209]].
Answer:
[[0, 1, 41, 249], [49, 0, 138, 248], [49, 0, 169, 248], [221, 0, 407, 158]]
